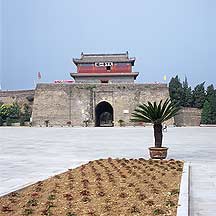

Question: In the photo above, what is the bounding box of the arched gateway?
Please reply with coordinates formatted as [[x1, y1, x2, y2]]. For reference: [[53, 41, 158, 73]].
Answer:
[[95, 101, 113, 127], [31, 52, 171, 127]]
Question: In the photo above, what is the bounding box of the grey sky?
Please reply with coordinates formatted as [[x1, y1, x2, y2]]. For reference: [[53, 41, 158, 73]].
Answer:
[[1, 0, 216, 90]]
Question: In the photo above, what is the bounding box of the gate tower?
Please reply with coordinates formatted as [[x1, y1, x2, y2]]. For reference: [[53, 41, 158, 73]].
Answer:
[[71, 52, 139, 84]]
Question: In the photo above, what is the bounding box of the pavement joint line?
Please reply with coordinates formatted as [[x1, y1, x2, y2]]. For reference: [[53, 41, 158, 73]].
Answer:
[[177, 162, 190, 216]]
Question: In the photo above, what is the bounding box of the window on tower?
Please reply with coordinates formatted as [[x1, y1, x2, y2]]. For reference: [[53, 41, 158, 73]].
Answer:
[[106, 66, 111, 71]]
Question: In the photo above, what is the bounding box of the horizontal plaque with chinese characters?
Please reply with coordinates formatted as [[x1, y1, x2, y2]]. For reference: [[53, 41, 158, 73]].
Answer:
[[95, 62, 113, 67]]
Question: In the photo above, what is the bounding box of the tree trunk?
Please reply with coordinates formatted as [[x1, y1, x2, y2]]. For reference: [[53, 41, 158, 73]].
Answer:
[[154, 123, 163, 147]]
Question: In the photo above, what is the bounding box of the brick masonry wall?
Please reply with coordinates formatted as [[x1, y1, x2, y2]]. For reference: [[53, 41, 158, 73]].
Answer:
[[174, 107, 201, 126], [0, 90, 35, 109], [32, 83, 173, 127]]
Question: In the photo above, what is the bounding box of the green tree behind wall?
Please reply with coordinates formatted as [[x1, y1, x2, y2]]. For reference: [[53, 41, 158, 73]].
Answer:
[[169, 76, 216, 124], [201, 100, 211, 124], [182, 77, 193, 107], [206, 84, 215, 101], [169, 75, 184, 106], [192, 82, 206, 109], [201, 85, 215, 124]]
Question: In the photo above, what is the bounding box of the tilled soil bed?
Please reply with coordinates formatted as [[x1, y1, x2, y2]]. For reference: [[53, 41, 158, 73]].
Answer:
[[0, 158, 183, 216]]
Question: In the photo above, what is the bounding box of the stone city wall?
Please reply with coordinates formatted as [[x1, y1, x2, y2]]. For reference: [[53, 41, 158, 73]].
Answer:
[[174, 107, 201, 126], [32, 83, 172, 127], [0, 90, 35, 107], [2, 86, 200, 127]]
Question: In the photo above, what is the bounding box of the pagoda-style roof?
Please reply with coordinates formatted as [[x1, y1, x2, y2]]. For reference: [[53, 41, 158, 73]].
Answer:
[[73, 52, 135, 65]]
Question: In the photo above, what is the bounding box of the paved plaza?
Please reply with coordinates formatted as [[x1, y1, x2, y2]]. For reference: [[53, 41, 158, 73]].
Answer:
[[0, 127, 216, 215]]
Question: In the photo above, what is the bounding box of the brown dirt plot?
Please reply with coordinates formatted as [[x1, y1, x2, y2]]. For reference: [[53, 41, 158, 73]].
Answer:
[[0, 158, 183, 216]]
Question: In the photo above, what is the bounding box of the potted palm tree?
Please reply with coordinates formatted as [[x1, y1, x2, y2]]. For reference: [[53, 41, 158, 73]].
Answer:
[[131, 98, 180, 159]]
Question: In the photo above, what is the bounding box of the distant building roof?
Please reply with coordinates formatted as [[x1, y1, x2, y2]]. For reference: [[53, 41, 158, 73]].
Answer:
[[73, 52, 135, 65]]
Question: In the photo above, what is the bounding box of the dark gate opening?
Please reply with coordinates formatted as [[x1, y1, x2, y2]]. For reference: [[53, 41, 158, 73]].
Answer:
[[95, 101, 113, 127]]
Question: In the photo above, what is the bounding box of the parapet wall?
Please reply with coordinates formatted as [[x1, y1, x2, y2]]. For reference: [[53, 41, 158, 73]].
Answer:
[[32, 83, 173, 127], [0, 90, 35, 107], [174, 107, 201, 126]]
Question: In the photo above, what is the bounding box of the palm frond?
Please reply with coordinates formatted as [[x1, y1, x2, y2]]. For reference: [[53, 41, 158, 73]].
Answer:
[[131, 99, 180, 124]]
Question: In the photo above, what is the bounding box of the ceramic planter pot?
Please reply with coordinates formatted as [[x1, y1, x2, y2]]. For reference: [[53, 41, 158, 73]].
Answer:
[[149, 147, 168, 159]]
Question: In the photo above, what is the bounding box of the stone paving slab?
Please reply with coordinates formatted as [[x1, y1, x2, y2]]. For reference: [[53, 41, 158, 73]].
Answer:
[[0, 127, 216, 215], [190, 162, 216, 216]]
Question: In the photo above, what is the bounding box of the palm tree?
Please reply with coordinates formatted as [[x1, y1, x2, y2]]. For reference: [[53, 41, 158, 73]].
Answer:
[[131, 98, 180, 148]]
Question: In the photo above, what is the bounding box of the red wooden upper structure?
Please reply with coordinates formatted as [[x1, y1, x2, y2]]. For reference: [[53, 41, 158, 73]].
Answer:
[[70, 52, 139, 83]]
